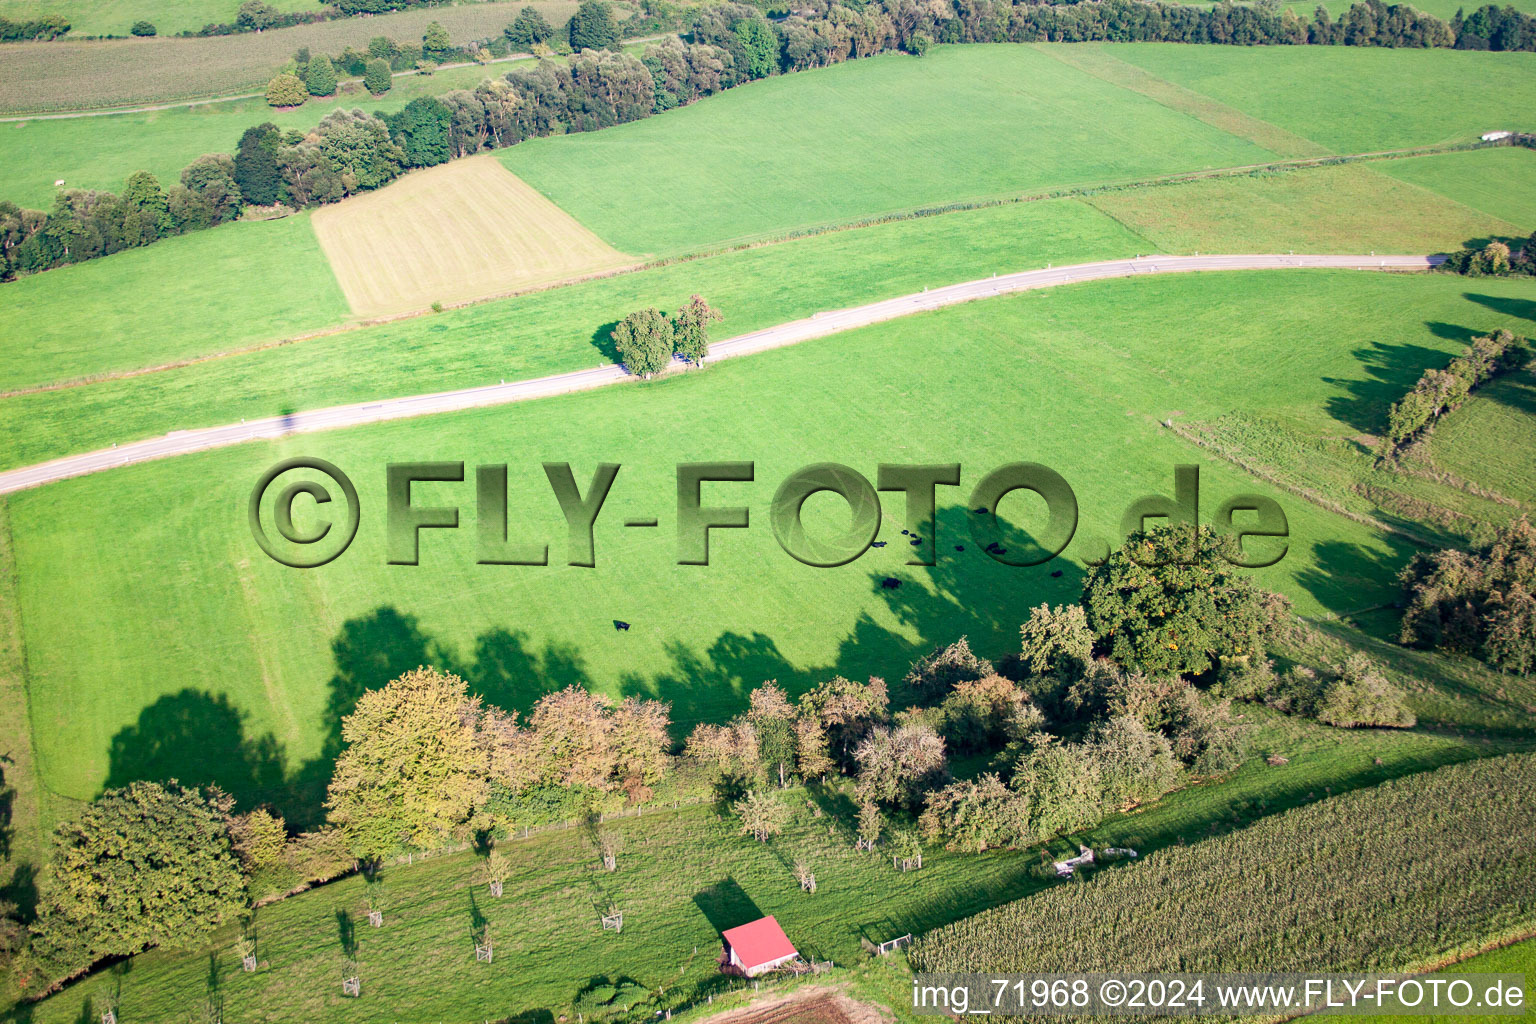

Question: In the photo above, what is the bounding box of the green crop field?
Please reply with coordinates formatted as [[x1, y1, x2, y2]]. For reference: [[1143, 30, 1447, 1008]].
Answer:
[[0, 0, 583, 113], [7, 268, 1535, 821], [499, 44, 1280, 256], [0, 0, 327, 38], [1085, 153, 1531, 256], [1100, 43, 1536, 154], [0, 213, 347, 392], [0, 61, 531, 209], [1376, 146, 1536, 231]]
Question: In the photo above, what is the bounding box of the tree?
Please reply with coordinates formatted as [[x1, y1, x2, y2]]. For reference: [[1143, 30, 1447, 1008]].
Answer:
[[793, 714, 835, 780], [611, 307, 675, 377], [229, 808, 288, 870], [389, 96, 453, 166], [747, 682, 797, 785], [918, 774, 1028, 852], [237, 1, 280, 30], [800, 675, 889, 760], [733, 17, 778, 79], [856, 800, 884, 849], [265, 72, 307, 108], [326, 667, 494, 858], [734, 789, 791, 841], [129, 19, 156, 35], [121, 170, 171, 242], [568, 0, 621, 51], [937, 674, 1041, 753], [233, 123, 284, 205], [26, 782, 246, 983], [1012, 738, 1103, 841], [305, 53, 338, 96], [423, 20, 453, 58], [909, 30, 932, 55], [364, 57, 393, 94], [853, 721, 947, 808], [1081, 525, 1270, 677], [1400, 516, 1536, 674], [904, 636, 992, 701], [178, 154, 243, 226], [1019, 603, 1094, 677], [673, 294, 722, 366], [1084, 715, 1183, 811], [506, 5, 554, 47]]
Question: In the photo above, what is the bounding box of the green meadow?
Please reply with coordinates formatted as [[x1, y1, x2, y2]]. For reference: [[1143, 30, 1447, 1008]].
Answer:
[[0, 62, 520, 209], [0, 213, 347, 391], [8, 268, 1535, 819], [499, 44, 1279, 256], [0, 199, 1147, 454], [1101, 43, 1536, 154], [0, 0, 325, 38], [1377, 146, 1536, 230]]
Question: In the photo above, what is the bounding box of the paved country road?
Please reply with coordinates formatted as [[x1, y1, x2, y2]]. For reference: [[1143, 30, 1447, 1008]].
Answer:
[[0, 253, 1441, 496]]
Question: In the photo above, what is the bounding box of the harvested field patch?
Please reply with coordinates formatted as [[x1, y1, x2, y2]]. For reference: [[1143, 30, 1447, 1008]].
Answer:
[[310, 154, 633, 317]]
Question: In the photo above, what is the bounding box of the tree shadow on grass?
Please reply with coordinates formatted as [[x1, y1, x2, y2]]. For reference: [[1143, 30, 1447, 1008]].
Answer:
[[1464, 291, 1536, 327], [1323, 339, 1466, 436], [590, 320, 621, 364], [104, 690, 289, 820]]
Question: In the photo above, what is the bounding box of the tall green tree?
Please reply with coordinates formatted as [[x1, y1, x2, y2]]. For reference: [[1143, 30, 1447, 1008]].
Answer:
[[611, 307, 675, 377], [264, 72, 307, 107], [121, 170, 171, 242], [233, 123, 283, 205], [506, 5, 554, 46], [305, 53, 338, 96], [733, 17, 778, 79], [672, 294, 722, 366], [25, 782, 246, 986], [568, 0, 620, 51], [364, 57, 393, 94], [422, 20, 452, 58], [388, 96, 453, 166]]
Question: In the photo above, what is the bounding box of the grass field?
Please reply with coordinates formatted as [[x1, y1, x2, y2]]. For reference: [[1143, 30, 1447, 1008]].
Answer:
[[1376, 146, 1536, 231], [0, 198, 1150, 464], [0, 0, 325, 37], [1100, 43, 1536, 154], [20, 709, 1529, 1022], [0, 0, 583, 113], [0, 61, 532, 209], [1426, 368, 1536, 508], [0, 212, 348, 393], [498, 45, 1279, 256], [7, 269, 1534, 821], [312, 155, 634, 316], [1085, 154, 1530, 256]]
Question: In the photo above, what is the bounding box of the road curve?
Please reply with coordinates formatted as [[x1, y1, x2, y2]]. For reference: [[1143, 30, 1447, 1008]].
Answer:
[[0, 253, 1440, 496]]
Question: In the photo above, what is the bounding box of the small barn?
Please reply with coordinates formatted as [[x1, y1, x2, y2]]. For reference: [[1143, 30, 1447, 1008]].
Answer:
[[721, 916, 798, 977]]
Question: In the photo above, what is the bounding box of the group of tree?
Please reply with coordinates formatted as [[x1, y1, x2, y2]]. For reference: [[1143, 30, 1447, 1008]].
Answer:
[[1375, 329, 1529, 459], [1440, 225, 1536, 278], [610, 296, 724, 376], [1399, 516, 1536, 675], [0, 14, 69, 40]]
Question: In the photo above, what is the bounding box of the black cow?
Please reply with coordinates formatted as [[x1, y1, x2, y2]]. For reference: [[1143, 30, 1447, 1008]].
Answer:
[[880, 577, 902, 589], [613, 620, 631, 631]]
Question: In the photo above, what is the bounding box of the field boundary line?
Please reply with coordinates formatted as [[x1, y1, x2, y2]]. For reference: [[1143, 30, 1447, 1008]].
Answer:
[[0, 253, 1439, 494], [1, 138, 1501, 399]]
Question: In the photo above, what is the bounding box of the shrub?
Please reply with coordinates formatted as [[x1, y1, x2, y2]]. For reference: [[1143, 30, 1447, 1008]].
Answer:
[[129, 19, 156, 35], [904, 636, 993, 701], [1399, 516, 1536, 674], [1312, 654, 1415, 728], [733, 790, 791, 842], [264, 72, 307, 108]]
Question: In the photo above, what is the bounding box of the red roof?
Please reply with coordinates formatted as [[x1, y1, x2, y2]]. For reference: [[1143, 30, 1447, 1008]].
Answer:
[[722, 915, 797, 968]]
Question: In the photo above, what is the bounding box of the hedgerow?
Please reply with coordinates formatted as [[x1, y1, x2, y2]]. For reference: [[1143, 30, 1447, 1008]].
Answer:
[[912, 753, 1536, 978]]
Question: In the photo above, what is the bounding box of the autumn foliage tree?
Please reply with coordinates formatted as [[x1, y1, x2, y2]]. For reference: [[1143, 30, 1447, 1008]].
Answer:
[[326, 667, 494, 858], [673, 294, 723, 366]]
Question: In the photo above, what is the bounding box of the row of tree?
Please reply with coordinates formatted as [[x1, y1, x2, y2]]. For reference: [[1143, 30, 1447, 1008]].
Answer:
[[1440, 226, 1536, 277], [1376, 329, 1529, 458], [0, 14, 70, 40]]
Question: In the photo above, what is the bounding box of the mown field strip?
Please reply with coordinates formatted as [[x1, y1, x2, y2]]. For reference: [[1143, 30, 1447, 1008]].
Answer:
[[0, 254, 1436, 496]]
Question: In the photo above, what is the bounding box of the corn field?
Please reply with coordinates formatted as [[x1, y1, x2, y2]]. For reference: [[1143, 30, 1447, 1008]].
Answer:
[[914, 754, 1536, 977]]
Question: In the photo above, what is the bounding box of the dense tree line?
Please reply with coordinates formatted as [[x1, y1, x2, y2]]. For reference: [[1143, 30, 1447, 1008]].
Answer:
[[1440, 227, 1536, 278], [1376, 328, 1529, 458], [8, 0, 1533, 280], [0, 14, 70, 40], [1399, 516, 1536, 675]]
